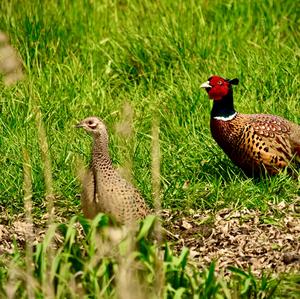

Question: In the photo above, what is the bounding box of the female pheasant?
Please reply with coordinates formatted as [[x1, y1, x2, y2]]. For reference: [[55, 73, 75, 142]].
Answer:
[[201, 76, 300, 176], [76, 116, 150, 224]]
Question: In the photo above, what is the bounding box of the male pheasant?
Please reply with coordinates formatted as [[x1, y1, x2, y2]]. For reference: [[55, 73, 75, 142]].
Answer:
[[200, 76, 300, 176], [76, 116, 150, 224]]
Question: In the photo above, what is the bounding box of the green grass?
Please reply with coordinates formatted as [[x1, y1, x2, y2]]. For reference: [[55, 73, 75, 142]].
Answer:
[[0, 0, 300, 213], [0, 0, 299, 215], [0, 0, 299, 297]]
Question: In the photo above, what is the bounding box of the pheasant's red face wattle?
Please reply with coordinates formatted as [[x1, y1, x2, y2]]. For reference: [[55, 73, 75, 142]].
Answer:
[[201, 76, 231, 101]]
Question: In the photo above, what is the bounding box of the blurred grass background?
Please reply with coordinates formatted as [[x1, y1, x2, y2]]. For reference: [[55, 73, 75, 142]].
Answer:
[[0, 0, 299, 216]]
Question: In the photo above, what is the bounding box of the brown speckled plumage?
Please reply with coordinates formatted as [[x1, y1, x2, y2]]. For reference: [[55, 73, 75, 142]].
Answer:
[[76, 116, 150, 224], [201, 76, 300, 176], [211, 113, 300, 176]]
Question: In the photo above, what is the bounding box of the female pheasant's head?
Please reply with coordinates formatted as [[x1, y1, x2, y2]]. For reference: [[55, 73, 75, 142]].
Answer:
[[76, 116, 107, 134], [201, 76, 239, 101]]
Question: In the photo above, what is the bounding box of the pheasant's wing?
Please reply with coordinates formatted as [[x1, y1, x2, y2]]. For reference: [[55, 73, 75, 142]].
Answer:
[[109, 176, 150, 224], [122, 189, 150, 223], [130, 188, 150, 217], [248, 114, 290, 138], [240, 115, 297, 172], [249, 115, 298, 160]]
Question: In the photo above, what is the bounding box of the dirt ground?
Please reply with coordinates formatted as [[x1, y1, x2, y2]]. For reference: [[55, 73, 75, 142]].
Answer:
[[1, 200, 300, 276], [162, 200, 300, 275]]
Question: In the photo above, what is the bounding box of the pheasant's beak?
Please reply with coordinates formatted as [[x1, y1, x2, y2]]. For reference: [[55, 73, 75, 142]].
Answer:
[[75, 122, 84, 128], [200, 81, 212, 89]]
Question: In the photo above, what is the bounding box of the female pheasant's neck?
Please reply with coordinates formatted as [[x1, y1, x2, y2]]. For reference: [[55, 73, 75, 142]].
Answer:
[[92, 132, 112, 167], [211, 92, 237, 121]]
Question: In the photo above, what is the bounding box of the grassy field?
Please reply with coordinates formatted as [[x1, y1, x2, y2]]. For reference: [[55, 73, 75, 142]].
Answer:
[[0, 0, 299, 297]]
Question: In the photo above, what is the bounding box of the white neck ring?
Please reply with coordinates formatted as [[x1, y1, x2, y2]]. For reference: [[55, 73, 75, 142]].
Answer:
[[213, 112, 237, 121]]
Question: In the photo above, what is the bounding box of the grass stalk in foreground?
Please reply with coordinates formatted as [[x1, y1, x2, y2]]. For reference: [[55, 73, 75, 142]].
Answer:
[[34, 104, 55, 223], [22, 149, 35, 299]]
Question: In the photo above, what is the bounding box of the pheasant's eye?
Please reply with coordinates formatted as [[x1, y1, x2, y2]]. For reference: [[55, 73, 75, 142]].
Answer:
[[218, 80, 222, 85], [88, 121, 93, 125]]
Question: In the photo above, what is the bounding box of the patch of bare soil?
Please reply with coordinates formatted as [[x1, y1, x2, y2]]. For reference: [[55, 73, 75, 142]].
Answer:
[[162, 201, 300, 275], [0, 210, 66, 255], [1, 201, 299, 276]]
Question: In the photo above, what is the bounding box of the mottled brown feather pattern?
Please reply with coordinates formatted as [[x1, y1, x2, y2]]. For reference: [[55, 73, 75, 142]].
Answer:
[[77, 117, 150, 224], [211, 113, 300, 176]]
